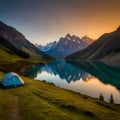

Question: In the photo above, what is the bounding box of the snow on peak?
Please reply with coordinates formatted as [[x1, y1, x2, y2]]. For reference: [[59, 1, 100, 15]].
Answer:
[[65, 33, 71, 40], [67, 36, 71, 40], [38, 34, 92, 58], [73, 39, 76, 42]]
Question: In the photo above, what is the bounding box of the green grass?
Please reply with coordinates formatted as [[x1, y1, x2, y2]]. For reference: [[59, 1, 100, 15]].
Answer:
[[0, 45, 52, 67], [0, 72, 120, 120], [0, 48, 52, 77], [0, 44, 120, 120], [0, 49, 50, 73], [0, 46, 21, 65]]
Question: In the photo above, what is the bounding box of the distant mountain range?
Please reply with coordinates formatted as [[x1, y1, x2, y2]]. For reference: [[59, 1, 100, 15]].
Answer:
[[0, 21, 53, 59], [38, 34, 93, 58], [66, 26, 120, 62], [1, 21, 119, 63]]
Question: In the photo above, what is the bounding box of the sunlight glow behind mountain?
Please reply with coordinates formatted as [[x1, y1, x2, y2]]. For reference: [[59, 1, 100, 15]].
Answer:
[[0, 0, 120, 45]]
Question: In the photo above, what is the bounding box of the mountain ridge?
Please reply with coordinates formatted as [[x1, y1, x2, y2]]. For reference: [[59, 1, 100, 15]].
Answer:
[[0, 21, 53, 60], [66, 26, 120, 61], [0, 35, 30, 58], [38, 34, 93, 58]]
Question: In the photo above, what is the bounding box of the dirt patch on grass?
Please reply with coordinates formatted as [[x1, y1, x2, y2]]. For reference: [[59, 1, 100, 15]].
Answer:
[[60, 104, 76, 111], [11, 96, 22, 120], [82, 110, 95, 117]]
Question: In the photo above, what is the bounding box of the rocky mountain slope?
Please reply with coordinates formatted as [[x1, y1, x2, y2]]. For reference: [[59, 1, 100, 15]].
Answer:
[[38, 34, 93, 58], [66, 26, 120, 61], [0, 21, 53, 60]]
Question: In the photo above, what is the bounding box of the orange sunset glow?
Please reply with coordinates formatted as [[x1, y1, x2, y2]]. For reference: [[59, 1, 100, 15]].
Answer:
[[1, 0, 120, 44], [1, 1, 120, 119]]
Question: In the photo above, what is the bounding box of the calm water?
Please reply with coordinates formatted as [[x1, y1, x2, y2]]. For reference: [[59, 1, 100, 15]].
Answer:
[[27, 59, 120, 104]]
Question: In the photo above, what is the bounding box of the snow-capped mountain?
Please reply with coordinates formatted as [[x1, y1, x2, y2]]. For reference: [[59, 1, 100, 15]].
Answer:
[[66, 26, 120, 61], [39, 41, 57, 51], [38, 34, 93, 58]]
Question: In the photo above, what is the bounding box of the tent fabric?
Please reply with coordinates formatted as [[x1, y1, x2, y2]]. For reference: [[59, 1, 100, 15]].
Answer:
[[0, 72, 24, 88]]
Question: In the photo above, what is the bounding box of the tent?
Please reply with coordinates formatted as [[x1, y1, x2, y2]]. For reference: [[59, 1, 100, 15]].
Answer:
[[0, 72, 24, 88]]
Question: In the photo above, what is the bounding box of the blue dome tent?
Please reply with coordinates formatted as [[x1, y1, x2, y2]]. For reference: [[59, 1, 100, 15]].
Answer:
[[0, 72, 24, 88]]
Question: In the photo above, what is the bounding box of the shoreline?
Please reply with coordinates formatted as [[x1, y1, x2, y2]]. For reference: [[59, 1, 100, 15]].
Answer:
[[0, 71, 120, 120]]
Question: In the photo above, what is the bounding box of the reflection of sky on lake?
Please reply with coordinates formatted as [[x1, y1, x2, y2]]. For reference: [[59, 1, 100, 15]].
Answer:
[[27, 59, 120, 104], [35, 71, 120, 103]]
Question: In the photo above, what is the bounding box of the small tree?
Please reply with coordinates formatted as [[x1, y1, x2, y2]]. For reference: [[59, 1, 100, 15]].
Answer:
[[109, 94, 114, 104], [99, 93, 104, 101]]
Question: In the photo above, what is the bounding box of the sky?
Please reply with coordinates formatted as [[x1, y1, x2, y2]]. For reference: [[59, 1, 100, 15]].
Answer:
[[0, 0, 120, 45]]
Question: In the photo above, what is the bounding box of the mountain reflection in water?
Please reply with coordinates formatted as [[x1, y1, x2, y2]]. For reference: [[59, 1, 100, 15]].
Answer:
[[27, 59, 91, 83], [69, 61, 120, 90], [26, 59, 120, 103]]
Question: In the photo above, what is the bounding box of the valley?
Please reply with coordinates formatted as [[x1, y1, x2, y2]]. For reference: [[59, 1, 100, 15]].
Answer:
[[0, 21, 120, 120]]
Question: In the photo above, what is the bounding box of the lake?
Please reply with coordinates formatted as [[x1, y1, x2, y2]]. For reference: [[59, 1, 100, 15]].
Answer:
[[26, 59, 120, 104]]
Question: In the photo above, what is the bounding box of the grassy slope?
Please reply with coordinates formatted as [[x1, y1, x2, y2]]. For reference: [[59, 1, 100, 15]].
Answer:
[[0, 45, 51, 66], [22, 46, 43, 59], [0, 45, 21, 65], [0, 72, 120, 120], [1, 44, 120, 120]]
